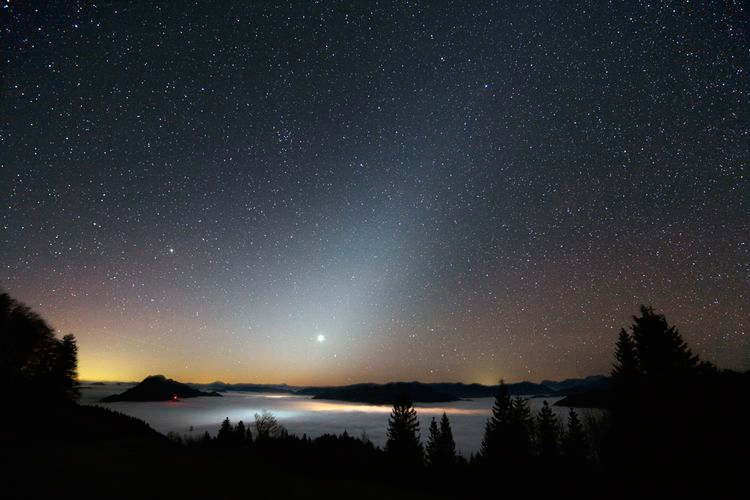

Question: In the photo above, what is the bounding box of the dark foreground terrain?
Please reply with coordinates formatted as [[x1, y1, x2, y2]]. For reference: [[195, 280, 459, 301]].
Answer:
[[0, 402, 438, 500], [2, 291, 748, 500]]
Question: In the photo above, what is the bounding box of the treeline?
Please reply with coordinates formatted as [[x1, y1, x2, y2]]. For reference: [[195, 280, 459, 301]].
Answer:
[[181, 306, 748, 499], [0, 291, 79, 402], [187, 389, 593, 496]]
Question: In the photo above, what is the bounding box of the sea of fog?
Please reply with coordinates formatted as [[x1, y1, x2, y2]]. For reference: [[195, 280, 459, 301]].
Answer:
[[80, 383, 596, 455]]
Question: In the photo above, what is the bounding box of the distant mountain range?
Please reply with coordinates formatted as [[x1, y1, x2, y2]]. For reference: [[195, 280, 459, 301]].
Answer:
[[296, 375, 612, 404], [304, 382, 458, 404], [99, 374, 613, 405], [196, 381, 298, 394]]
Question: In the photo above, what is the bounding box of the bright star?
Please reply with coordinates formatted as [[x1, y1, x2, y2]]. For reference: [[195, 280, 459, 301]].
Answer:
[[316, 334, 325, 343]]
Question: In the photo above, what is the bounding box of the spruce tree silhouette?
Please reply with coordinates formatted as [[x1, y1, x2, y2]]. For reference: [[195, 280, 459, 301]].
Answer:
[[201, 431, 212, 445], [436, 412, 457, 469], [612, 328, 638, 382], [508, 397, 535, 471], [217, 417, 233, 445], [481, 381, 534, 482], [630, 305, 700, 378], [536, 401, 561, 474], [562, 408, 589, 471], [480, 380, 511, 465], [234, 420, 246, 447], [607, 306, 729, 497], [385, 391, 423, 472], [52, 334, 80, 400], [425, 417, 440, 468]]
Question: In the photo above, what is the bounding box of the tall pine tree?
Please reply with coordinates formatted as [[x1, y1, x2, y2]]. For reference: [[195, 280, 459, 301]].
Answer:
[[481, 381, 535, 476], [613, 328, 639, 382], [437, 412, 457, 468], [536, 400, 561, 472], [217, 417, 233, 445], [426, 412, 457, 472], [508, 397, 535, 469], [630, 305, 699, 378], [52, 334, 79, 400], [562, 408, 589, 471], [480, 381, 511, 464], [425, 417, 440, 468], [385, 392, 423, 470], [234, 420, 246, 447]]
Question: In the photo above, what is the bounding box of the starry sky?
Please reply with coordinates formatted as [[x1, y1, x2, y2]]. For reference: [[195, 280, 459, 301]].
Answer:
[[2, 1, 748, 385]]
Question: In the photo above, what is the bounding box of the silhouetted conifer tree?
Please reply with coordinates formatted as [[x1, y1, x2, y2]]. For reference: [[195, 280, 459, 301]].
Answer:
[[385, 392, 423, 470], [217, 417, 233, 444], [234, 420, 246, 446], [607, 306, 727, 497], [480, 381, 511, 464], [508, 397, 535, 468], [536, 401, 561, 472], [562, 408, 589, 470], [630, 305, 699, 378], [612, 328, 638, 382], [53, 334, 79, 400], [437, 412, 457, 468], [481, 381, 534, 481], [201, 431, 212, 445], [425, 417, 440, 468]]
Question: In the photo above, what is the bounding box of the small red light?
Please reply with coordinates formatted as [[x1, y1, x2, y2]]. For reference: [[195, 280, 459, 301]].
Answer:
[[172, 395, 178, 401]]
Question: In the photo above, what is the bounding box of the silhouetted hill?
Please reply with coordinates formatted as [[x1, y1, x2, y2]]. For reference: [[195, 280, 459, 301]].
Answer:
[[0, 399, 166, 446], [101, 375, 221, 402], [310, 382, 458, 404]]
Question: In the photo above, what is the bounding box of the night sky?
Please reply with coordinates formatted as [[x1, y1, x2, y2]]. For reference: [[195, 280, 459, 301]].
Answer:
[[2, 1, 748, 385]]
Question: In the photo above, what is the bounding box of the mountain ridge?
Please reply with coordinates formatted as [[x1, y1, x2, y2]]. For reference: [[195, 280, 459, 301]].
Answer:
[[101, 375, 222, 402]]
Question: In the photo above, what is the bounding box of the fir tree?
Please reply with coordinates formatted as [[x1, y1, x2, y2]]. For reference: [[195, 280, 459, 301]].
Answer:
[[217, 417, 233, 445], [536, 400, 561, 471], [201, 431, 212, 445], [508, 396, 535, 468], [234, 420, 246, 446], [610, 306, 720, 492], [385, 392, 423, 470], [480, 381, 511, 463], [562, 408, 589, 470], [425, 417, 440, 468], [53, 334, 79, 400], [612, 328, 639, 381], [630, 305, 699, 378], [437, 412, 457, 468], [481, 381, 535, 480]]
